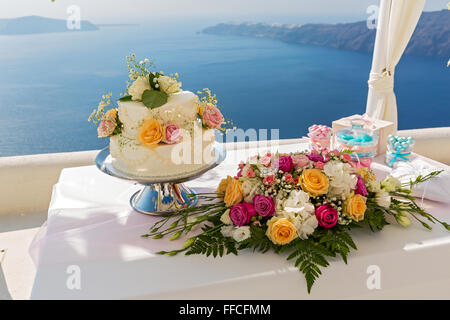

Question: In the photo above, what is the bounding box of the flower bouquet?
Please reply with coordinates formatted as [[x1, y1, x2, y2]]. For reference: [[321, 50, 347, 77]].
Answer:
[[143, 149, 448, 293]]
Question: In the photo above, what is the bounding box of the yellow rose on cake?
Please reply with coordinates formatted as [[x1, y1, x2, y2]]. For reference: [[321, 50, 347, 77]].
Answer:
[[299, 168, 329, 197], [344, 193, 367, 222], [266, 217, 297, 245], [138, 119, 163, 148]]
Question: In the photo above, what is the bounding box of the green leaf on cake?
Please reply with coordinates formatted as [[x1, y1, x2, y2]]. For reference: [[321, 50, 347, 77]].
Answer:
[[119, 95, 132, 102], [142, 89, 168, 109]]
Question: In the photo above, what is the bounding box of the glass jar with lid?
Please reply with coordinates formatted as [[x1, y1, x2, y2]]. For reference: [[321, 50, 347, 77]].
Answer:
[[335, 119, 378, 166]]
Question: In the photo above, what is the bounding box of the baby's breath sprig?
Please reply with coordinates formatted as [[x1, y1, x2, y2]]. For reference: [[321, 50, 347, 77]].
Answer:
[[197, 88, 218, 105], [125, 53, 155, 92], [88, 92, 112, 125]]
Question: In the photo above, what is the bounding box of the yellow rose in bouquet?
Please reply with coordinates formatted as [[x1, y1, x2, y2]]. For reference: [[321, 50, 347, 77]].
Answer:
[[266, 217, 297, 245], [344, 193, 367, 221], [224, 178, 243, 207], [217, 176, 233, 197], [299, 168, 329, 197]]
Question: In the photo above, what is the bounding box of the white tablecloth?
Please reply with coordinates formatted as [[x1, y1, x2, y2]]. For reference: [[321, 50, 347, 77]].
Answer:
[[29, 142, 450, 299]]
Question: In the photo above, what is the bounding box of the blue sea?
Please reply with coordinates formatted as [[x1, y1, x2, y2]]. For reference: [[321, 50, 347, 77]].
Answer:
[[0, 21, 448, 157]]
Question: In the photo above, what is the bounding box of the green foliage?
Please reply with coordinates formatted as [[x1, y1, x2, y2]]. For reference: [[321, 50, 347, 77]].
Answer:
[[142, 89, 168, 109], [364, 206, 389, 231], [112, 116, 123, 136], [404, 170, 443, 189], [284, 238, 335, 293], [148, 72, 163, 90], [318, 228, 357, 264], [238, 225, 278, 253], [118, 95, 132, 102], [185, 225, 238, 257]]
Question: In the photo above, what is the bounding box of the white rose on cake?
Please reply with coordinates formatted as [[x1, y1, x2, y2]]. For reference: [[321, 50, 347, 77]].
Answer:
[[129, 76, 151, 101], [158, 75, 182, 94]]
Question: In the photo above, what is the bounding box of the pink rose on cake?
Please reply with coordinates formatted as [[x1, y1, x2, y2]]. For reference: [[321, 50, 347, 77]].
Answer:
[[199, 103, 224, 129], [163, 123, 183, 144], [97, 109, 118, 138]]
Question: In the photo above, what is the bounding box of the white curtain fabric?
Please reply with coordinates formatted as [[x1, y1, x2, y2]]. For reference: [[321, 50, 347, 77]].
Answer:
[[366, 0, 426, 131]]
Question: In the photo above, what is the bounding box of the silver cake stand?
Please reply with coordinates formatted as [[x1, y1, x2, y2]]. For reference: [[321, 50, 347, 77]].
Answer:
[[95, 143, 226, 216]]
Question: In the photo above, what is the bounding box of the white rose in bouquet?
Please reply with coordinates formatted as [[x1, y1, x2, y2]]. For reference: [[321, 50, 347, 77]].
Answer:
[[279, 210, 318, 240], [323, 160, 357, 198], [129, 76, 151, 101], [220, 225, 235, 238], [232, 226, 251, 242], [283, 190, 315, 215], [381, 175, 402, 192], [366, 179, 381, 193], [220, 209, 232, 225], [376, 190, 391, 208], [157, 75, 182, 94], [275, 192, 286, 212], [241, 178, 263, 203]]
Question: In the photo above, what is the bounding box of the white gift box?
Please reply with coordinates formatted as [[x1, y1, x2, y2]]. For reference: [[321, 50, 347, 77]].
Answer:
[[332, 114, 396, 155]]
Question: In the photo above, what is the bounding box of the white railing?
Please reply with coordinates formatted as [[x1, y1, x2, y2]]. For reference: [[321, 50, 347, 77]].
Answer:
[[0, 129, 449, 216]]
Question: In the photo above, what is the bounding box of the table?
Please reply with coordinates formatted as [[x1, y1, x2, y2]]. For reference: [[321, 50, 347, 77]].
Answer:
[[29, 142, 450, 299]]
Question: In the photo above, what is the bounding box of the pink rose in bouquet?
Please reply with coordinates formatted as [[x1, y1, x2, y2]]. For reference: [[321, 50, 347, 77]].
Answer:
[[229, 202, 256, 226], [307, 152, 325, 163], [277, 155, 294, 172], [354, 175, 368, 196], [263, 174, 275, 185], [163, 123, 183, 144], [260, 155, 272, 167], [246, 167, 256, 178], [314, 162, 326, 169], [315, 204, 338, 229], [284, 174, 294, 183], [253, 195, 275, 217], [291, 154, 309, 169], [201, 103, 224, 129]]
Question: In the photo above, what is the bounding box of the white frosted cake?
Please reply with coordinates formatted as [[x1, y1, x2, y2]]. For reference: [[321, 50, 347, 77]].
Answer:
[[109, 91, 216, 177], [89, 56, 225, 178]]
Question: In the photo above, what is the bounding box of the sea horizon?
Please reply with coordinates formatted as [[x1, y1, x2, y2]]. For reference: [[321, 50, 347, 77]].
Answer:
[[0, 21, 448, 157]]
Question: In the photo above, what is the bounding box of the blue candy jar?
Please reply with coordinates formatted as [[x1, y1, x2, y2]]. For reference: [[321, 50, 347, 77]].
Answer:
[[335, 119, 379, 164]]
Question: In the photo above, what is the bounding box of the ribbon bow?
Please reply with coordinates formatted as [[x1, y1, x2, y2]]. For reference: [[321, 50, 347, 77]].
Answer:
[[388, 149, 411, 167]]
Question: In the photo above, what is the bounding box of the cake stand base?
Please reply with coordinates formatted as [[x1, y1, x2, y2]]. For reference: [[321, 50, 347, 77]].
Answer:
[[95, 144, 226, 216], [130, 183, 197, 216]]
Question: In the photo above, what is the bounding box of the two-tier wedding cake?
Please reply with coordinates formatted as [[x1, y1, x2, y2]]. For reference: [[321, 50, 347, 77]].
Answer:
[[89, 55, 225, 177]]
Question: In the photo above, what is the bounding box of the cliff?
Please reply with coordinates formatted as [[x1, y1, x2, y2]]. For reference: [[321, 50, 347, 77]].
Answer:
[[202, 10, 450, 57], [0, 15, 98, 35]]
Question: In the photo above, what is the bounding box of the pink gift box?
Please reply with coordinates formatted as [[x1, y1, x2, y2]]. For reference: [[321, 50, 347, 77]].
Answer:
[[332, 114, 396, 155]]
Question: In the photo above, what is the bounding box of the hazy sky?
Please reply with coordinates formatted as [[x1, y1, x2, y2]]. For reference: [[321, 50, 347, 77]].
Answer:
[[0, 0, 447, 24]]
